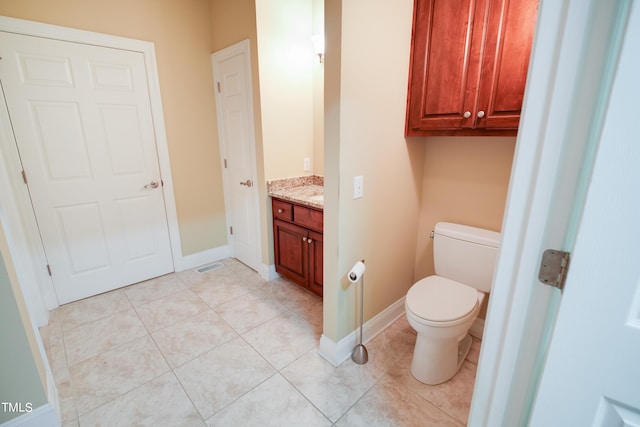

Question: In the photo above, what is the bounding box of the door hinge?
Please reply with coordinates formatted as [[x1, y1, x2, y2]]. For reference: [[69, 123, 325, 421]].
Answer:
[[46, 264, 52, 276], [217, 82, 222, 93], [21, 170, 28, 184], [224, 159, 228, 168], [230, 226, 233, 235], [538, 249, 570, 291]]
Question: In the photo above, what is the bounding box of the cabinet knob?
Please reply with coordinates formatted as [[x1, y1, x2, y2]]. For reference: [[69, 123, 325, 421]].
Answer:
[[302, 237, 307, 242], [477, 110, 485, 118], [307, 238, 313, 244], [277, 208, 284, 214], [463, 111, 471, 119]]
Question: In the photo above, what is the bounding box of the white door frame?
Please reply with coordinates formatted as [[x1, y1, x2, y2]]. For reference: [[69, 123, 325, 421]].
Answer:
[[0, 16, 182, 324], [469, 0, 624, 425], [211, 40, 263, 274]]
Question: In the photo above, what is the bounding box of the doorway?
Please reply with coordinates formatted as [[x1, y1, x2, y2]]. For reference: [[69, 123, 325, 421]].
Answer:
[[211, 40, 262, 273]]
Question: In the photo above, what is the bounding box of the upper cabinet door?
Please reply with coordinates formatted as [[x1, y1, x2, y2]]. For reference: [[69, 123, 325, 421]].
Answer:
[[476, 0, 538, 130], [405, 0, 485, 133], [405, 0, 538, 136]]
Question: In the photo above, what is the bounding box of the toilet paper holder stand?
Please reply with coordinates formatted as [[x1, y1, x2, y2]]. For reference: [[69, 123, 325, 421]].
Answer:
[[350, 259, 368, 365]]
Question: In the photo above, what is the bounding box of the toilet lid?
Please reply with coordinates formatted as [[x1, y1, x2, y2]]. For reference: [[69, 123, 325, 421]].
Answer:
[[406, 276, 478, 322]]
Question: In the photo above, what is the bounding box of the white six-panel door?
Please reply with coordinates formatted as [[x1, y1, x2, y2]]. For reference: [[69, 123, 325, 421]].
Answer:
[[212, 41, 261, 272], [0, 32, 173, 304]]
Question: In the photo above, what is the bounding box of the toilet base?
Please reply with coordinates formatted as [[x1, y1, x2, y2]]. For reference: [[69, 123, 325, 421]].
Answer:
[[457, 334, 473, 370], [410, 332, 473, 385]]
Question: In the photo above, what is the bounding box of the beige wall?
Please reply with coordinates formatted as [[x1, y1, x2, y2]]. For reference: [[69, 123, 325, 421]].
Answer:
[[312, 0, 325, 175], [256, 0, 316, 180], [0, 0, 227, 256], [324, 0, 424, 341], [414, 137, 515, 279], [323, 0, 342, 339]]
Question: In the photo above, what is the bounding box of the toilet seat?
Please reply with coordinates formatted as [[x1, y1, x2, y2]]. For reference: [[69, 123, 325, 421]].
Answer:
[[406, 276, 479, 327]]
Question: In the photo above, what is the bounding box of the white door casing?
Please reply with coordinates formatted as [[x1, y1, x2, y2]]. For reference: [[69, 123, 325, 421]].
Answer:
[[529, 1, 640, 424], [212, 40, 261, 272], [0, 18, 181, 308]]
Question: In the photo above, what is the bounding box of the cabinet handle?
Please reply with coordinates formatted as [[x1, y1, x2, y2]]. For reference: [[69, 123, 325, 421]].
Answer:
[[463, 111, 471, 119], [477, 110, 485, 118], [277, 208, 284, 214]]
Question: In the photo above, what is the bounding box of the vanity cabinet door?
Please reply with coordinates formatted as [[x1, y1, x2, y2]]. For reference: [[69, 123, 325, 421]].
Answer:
[[405, 0, 482, 133], [475, 0, 538, 130], [308, 230, 323, 297], [273, 219, 308, 286]]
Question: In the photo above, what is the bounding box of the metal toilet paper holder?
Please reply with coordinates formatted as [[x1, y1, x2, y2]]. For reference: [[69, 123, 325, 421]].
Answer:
[[349, 260, 368, 365]]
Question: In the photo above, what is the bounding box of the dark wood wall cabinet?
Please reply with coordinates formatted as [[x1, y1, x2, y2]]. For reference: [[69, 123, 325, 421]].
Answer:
[[272, 198, 323, 297], [405, 0, 538, 136]]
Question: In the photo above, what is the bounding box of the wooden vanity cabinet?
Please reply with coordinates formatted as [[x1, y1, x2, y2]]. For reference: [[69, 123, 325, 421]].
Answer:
[[272, 198, 323, 296], [405, 0, 538, 136]]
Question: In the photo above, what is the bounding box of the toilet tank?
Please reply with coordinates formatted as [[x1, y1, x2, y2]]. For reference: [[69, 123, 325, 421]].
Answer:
[[433, 222, 501, 293]]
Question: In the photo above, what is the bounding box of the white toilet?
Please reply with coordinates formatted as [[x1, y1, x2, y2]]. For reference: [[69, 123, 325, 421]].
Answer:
[[405, 222, 500, 385]]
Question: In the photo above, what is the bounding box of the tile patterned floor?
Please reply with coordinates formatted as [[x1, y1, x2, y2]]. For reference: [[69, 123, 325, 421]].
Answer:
[[39, 258, 480, 426]]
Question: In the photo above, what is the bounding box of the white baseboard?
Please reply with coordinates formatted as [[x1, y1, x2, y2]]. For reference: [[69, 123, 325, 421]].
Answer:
[[318, 334, 356, 367], [362, 296, 406, 343], [46, 367, 59, 423], [178, 245, 231, 271], [318, 296, 406, 366], [0, 403, 59, 427], [259, 263, 279, 281]]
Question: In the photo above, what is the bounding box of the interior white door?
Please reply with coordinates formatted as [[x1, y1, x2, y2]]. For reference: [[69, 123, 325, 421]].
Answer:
[[0, 32, 173, 304], [212, 41, 260, 272], [529, 3, 640, 424]]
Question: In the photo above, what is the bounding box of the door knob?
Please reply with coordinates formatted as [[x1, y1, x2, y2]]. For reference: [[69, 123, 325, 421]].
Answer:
[[144, 180, 159, 189], [240, 179, 253, 187]]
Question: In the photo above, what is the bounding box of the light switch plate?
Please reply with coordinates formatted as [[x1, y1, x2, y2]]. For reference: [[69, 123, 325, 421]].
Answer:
[[354, 176, 364, 199]]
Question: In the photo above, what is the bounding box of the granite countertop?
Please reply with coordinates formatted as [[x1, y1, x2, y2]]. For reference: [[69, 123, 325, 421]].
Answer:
[[267, 175, 324, 209]]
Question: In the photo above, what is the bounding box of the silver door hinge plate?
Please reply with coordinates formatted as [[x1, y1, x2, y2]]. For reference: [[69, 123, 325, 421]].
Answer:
[[538, 249, 570, 291]]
